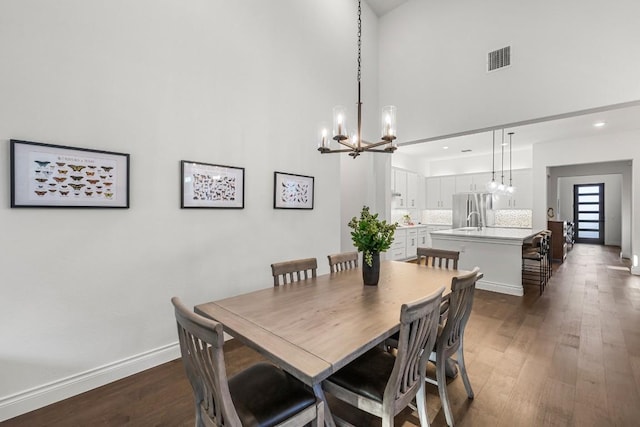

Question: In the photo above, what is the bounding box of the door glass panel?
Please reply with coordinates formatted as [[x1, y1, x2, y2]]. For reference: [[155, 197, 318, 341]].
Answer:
[[578, 213, 599, 221], [578, 195, 600, 203], [580, 204, 599, 212], [579, 231, 599, 239], [578, 186, 600, 194], [579, 222, 600, 230]]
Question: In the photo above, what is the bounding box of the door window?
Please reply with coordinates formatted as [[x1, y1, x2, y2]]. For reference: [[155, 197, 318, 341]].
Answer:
[[573, 184, 604, 244]]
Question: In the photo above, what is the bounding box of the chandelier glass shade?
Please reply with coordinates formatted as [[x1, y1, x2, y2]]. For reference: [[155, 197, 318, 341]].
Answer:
[[317, 0, 397, 158]]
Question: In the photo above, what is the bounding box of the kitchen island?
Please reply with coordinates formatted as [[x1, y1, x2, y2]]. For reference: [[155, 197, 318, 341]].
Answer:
[[430, 227, 544, 296]]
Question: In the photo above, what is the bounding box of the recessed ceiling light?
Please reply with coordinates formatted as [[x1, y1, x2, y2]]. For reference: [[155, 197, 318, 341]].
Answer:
[[594, 121, 606, 128], [443, 146, 449, 150]]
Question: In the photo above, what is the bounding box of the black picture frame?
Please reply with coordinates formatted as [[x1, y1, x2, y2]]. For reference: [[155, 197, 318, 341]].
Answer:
[[10, 139, 130, 208], [181, 160, 245, 209], [273, 171, 314, 209]]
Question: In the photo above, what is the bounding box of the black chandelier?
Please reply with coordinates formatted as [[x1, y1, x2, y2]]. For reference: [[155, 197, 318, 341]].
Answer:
[[317, 0, 397, 158]]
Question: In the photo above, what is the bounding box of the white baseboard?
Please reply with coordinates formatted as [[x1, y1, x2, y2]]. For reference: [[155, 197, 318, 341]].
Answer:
[[476, 279, 524, 296], [0, 342, 181, 422]]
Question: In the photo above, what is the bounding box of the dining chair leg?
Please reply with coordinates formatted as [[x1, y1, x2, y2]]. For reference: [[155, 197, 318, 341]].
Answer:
[[436, 355, 455, 427], [416, 383, 431, 427], [457, 344, 474, 399]]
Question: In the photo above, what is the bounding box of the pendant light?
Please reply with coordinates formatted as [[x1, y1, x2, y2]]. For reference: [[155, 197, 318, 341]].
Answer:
[[506, 132, 515, 194], [497, 129, 506, 194], [485, 130, 498, 193]]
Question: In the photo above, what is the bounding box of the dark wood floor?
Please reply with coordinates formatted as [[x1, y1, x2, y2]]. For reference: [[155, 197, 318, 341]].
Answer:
[[5, 244, 640, 426]]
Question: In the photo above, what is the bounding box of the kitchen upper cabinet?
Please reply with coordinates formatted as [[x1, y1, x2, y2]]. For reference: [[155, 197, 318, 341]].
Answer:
[[455, 172, 492, 193], [406, 172, 418, 208], [392, 169, 419, 209], [426, 176, 455, 209], [493, 169, 532, 209], [392, 169, 407, 208]]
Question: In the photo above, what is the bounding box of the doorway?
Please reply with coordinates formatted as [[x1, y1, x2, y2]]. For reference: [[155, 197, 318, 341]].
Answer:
[[573, 183, 605, 244]]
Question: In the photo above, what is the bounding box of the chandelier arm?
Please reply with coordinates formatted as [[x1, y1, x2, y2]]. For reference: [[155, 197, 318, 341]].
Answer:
[[319, 148, 362, 154], [364, 148, 398, 153], [360, 140, 393, 149], [337, 140, 357, 149]]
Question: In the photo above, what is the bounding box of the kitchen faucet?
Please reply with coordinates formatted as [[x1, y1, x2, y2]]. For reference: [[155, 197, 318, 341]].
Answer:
[[467, 211, 482, 230]]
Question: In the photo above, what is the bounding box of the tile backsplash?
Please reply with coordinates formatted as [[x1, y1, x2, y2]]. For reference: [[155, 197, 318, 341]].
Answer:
[[494, 210, 532, 228], [422, 210, 453, 225], [419, 209, 532, 228]]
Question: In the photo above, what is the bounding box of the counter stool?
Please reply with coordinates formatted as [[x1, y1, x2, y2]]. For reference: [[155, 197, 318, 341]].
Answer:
[[522, 233, 549, 295]]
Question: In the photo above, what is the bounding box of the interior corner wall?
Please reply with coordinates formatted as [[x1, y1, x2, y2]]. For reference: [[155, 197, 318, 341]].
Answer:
[[557, 173, 623, 248], [532, 131, 638, 261], [0, 0, 350, 420], [378, 0, 640, 142]]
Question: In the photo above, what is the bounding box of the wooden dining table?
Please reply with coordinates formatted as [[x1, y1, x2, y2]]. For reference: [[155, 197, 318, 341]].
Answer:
[[195, 260, 475, 427]]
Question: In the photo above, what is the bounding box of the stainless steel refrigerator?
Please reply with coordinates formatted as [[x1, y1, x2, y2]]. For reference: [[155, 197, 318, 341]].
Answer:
[[452, 193, 492, 229]]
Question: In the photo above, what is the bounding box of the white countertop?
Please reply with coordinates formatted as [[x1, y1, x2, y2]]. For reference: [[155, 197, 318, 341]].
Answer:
[[431, 227, 542, 242], [395, 224, 427, 229]]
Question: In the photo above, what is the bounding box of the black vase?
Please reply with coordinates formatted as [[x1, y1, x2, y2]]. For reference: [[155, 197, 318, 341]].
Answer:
[[362, 252, 380, 286]]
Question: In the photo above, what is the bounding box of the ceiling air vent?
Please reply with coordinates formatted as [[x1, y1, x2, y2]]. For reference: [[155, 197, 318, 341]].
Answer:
[[487, 46, 511, 72]]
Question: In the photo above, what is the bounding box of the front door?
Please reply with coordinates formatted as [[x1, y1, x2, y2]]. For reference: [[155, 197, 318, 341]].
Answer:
[[573, 183, 604, 244]]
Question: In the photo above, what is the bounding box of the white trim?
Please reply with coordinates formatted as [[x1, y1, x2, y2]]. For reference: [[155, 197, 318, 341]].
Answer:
[[0, 343, 180, 422], [477, 279, 524, 296]]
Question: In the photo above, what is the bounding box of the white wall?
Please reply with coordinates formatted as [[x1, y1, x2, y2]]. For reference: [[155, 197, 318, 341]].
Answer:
[[426, 147, 532, 177], [378, 0, 640, 143], [533, 132, 638, 261], [0, 0, 358, 419], [558, 174, 623, 247]]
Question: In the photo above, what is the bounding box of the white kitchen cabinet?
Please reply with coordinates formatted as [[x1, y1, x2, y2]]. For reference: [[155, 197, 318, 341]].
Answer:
[[392, 168, 419, 210], [406, 172, 418, 208], [417, 227, 428, 247], [389, 228, 407, 260], [393, 169, 407, 208], [406, 228, 419, 258], [493, 169, 532, 209], [455, 172, 493, 193], [389, 226, 431, 260], [426, 176, 455, 209], [425, 224, 452, 248]]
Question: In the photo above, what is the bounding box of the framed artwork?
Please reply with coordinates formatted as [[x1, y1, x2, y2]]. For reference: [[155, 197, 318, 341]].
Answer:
[[10, 139, 130, 208], [181, 161, 244, 209], [274, 171, 314, 209]]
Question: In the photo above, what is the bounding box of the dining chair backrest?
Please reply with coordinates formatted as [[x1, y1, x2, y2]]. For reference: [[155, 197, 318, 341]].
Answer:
[[388, 287, 445, 408], [171, 297, 241, 426], [327, 251, 359, 273], [438, 267, 480, 359], [322, 287, 444, 427], [271, 257, 318, 286], [416, 247, 460, 269]]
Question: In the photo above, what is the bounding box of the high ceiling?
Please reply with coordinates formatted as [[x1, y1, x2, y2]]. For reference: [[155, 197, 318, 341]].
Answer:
[[398, 103, 640, 161], [365, 0, 408, 17]]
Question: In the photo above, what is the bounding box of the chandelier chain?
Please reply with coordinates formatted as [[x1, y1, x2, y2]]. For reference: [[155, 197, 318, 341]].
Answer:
[[357, 0, 361, 83]]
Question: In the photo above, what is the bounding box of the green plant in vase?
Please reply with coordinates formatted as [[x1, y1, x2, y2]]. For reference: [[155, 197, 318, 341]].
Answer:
[[348, 206, 397, 267]]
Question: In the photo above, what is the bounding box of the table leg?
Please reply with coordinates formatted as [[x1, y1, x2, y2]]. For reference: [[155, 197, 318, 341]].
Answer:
[[312, 383, 336, 427]]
